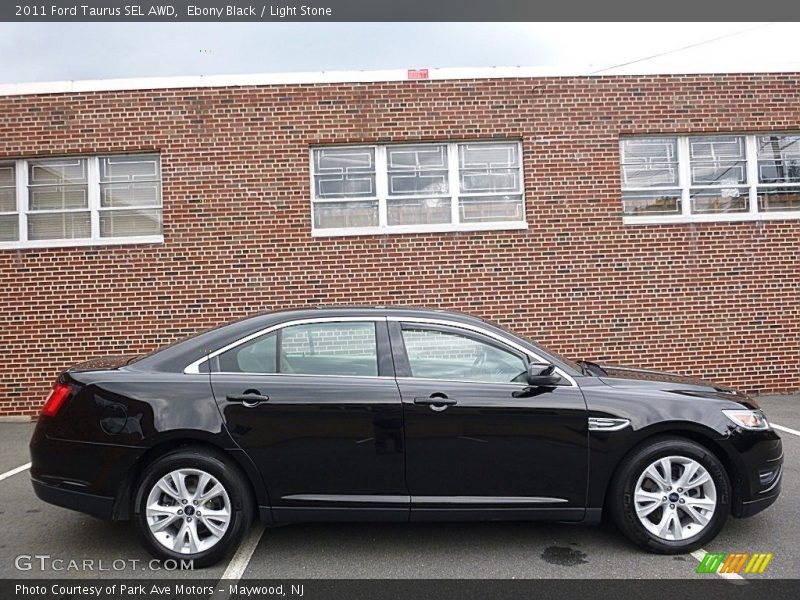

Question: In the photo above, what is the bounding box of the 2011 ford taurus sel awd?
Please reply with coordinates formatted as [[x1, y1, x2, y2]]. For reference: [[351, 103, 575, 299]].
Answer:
[[30, 307, 783, 566]]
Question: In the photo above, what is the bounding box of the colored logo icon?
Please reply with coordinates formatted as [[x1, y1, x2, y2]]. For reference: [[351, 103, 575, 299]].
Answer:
[[696, 552, 773, 574]]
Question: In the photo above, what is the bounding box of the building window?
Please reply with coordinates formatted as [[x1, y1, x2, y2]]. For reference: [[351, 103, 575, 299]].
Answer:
[[98, 155, 163, 238], [386, 144, 450, 226], [0, 153, 163, 249], [688, 136, 748, 214], [756, 135, 800, 212], [621, 134, 800, 224], [0, 162, 18, 242], [310, 141, 526, 235], [27, 158, 91, 241]]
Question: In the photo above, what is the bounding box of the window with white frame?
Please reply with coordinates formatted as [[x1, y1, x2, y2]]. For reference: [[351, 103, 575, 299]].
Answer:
[[310, 141, 526, 234], [620, 134, 800, 221], [0, 163, 18, 242], [756, 134, 800, 212], [0, 154, 162, 249]]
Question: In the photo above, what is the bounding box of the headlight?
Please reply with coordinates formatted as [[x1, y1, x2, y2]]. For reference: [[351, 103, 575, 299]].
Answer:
[[722, 409, 770, 430]]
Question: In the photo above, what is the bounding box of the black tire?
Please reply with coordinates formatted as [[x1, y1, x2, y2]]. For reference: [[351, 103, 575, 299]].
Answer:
[[608, 437, 731, 554], [133, 447, 254, 568]]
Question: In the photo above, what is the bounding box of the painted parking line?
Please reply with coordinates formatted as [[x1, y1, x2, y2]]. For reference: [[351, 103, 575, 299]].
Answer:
[[772, 423, 800, 437], [690, 549, 746, 583], [0, 462, 30, 482], [210, 524, 265, 599]]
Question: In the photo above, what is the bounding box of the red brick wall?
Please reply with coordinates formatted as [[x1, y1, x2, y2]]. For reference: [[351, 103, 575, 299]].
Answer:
[[1, 73, 799, 416]]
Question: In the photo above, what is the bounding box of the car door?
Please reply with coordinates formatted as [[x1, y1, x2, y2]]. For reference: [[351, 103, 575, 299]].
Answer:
[[210, 317, 408, 522], [389, 319, 588, 521]]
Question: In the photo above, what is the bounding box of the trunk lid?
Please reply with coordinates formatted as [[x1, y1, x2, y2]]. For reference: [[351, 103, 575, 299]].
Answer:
[[68, 355, 141, 372]]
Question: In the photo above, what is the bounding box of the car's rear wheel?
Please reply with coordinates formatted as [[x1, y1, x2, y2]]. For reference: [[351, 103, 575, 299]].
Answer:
[[133, 448, 253, 567], [609, 437, 731, 554]]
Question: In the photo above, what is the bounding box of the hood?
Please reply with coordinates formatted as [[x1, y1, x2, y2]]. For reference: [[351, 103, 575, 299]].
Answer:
[[594, 363, 757, 407], [597, 364, 732, 389]]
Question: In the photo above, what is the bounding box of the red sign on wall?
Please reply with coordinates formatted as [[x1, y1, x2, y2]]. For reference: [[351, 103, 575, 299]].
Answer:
[[407, 69, 429, 80]]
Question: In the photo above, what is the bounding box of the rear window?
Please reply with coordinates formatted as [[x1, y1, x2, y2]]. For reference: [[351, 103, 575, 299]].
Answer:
[[215, 321, 379, 377]]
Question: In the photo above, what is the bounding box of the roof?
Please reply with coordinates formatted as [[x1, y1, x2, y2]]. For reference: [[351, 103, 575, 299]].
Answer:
[[242, 305, 494, 326], [130, 305, 524, 374], [1, 64, 799, 98]]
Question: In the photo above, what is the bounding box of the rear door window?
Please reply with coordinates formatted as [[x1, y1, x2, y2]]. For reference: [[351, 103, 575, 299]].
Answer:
[[279, 321, 378, 377]]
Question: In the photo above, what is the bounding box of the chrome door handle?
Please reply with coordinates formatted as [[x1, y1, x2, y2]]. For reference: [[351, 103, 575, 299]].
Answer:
[[413, 396, 457, 406], [226, 394, 269, 408], [414, 395, 457, 411]]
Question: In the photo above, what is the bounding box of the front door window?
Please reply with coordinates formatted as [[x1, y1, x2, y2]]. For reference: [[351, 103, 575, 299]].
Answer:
[[401, 327, 527, 383]]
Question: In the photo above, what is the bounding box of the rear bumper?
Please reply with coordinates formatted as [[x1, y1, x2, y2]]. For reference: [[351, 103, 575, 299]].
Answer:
[[31, 477, 115, 520], [29, 421, 143, 520]]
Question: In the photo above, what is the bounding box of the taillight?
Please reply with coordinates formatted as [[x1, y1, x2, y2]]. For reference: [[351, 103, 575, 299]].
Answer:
[[41, 383, 71, 417]]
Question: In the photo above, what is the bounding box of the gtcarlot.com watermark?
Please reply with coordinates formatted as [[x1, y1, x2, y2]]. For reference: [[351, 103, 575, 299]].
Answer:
[[14, 554, 192, 572]]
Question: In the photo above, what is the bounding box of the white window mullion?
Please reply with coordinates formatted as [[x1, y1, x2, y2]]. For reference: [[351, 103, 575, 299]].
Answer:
[[448, 143, 460, 225], [517, 141, 526, 223], [745, 135, 760, 214], [17, 159, 28, 243], [375, 145, 388, 230], [308, 147, 317, 230], [678, 137, 692, 216], [88, 156, 100, 240]]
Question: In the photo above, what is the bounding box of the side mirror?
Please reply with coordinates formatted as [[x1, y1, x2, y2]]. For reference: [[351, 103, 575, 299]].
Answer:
[[526, 362, 562, 387]]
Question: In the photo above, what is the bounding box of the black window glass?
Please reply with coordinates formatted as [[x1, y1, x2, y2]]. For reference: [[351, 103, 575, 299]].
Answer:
[[401, 328, 526, 383], [279, 322, 378, 377], [218, 332, 278, 374]]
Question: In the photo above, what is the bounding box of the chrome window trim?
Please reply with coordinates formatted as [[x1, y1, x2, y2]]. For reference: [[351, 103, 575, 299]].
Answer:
[[183, 316, 386, 375], [212, 372, 396, 380], [395, 376, 529, 387], [184, 314, 578, 388], [388, 316, 578, 388]]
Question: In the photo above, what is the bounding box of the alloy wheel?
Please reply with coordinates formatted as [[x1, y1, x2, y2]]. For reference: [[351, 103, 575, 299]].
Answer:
[[633, 455, 717, 541], [145, 468, 232, 554]]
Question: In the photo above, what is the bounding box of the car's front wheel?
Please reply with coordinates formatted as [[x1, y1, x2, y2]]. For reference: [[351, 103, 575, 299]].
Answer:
[[609, 437, 731, 554], [133, 447, 254, 567]]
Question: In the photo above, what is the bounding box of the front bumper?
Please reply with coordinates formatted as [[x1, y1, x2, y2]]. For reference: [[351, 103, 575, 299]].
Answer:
[[727, 429, 783, 518], [737, 469, 782, 517]]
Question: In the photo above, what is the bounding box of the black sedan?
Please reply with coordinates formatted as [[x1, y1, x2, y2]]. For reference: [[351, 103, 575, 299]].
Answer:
[[30, 307, 782, 567]]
